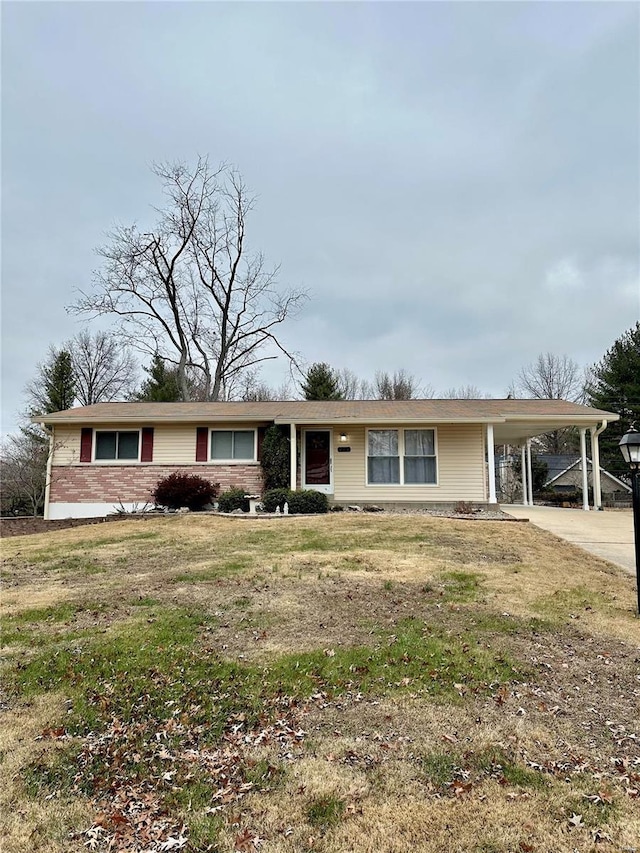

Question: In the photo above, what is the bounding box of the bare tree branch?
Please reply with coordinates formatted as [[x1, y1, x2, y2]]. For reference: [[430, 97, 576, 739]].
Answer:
[[70, 158, 307, 400]]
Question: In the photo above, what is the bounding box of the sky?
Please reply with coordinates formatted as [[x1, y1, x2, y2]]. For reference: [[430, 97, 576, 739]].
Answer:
[[2, 0, 639, 434]]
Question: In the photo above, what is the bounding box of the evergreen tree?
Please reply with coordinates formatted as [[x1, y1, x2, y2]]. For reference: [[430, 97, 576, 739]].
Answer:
[[136, 355, 182, 402], [33, 349, 76, 413], [300, 363, 344, 400], [587, 322, 640, 479], [260, 425, 290, 489]]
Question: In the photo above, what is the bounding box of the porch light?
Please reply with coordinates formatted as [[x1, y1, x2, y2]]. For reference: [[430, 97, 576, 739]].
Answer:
[[340, 432, 348, 442], [619, 426, 640, 616]]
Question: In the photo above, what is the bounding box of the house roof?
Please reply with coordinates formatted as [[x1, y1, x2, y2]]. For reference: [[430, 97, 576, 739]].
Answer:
[[33, 399, 618, 444], [544, 457, 632, 492]]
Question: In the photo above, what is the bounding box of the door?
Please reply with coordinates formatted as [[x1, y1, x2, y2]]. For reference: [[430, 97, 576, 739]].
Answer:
[[303, 430, 333, 494]]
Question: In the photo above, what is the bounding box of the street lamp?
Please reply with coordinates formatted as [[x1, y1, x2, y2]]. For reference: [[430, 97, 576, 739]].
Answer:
[[619, 427, 640, 616]]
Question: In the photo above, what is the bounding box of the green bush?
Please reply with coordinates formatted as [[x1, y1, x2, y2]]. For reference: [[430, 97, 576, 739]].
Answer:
[[260, 425, 290, 490], [152, 472, 217, 511], [289, 490, 328, 514], [262, 488, 293, 513], [262, 488, 328, 514], [217, 487, 250, 513]]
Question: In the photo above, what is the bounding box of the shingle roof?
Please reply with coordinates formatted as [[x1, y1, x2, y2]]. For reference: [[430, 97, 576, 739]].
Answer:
[[34, 398, 618, 425]]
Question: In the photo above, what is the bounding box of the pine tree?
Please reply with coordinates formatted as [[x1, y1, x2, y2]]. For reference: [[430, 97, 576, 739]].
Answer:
[[587, 322, 640, 479], [300, 363, 344, 400], [40, 350, 76, 413], [136, 355, 182, 402]]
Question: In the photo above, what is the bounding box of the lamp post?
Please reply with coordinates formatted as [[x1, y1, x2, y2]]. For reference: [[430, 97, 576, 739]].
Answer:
[[619, 427, 640, 616]]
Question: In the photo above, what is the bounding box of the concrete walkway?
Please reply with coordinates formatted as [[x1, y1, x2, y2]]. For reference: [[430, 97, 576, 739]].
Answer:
[[502, 505, 636, 575]]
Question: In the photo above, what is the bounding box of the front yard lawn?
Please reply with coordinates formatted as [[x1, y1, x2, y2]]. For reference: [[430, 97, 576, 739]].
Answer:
[[1, 514, 638, 852]]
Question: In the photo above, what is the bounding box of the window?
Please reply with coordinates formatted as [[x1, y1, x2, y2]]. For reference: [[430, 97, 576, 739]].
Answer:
[[367, 428, 437, 485], [210, 430, 255, 461], [368, 430, 399, 484], [95, 430, 140, 461], [404, 429, 436, 484]]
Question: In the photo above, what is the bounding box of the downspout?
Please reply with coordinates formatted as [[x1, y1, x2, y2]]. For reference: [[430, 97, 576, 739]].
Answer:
[[43, 425, 54, 521], [590, 420, 607, 511]]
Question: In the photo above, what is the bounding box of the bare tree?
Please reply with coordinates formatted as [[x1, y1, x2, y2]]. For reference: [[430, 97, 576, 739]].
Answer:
[[70, 158, 307, 401], [371, 369, 430, 400], [335, 368, 370, 400], [442, 385, 491, 399], [510, 353, 586, 453], [238, 372, 293, 401], [69, 330, 138, 405], [0, 430, 50, 516], [512, 353, 585, 402]]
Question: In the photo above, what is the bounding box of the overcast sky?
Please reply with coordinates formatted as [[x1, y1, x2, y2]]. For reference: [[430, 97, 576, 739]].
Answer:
[[2, 0, 639, 433]]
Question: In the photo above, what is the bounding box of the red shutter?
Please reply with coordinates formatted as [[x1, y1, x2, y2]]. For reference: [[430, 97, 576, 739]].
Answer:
[[80, 428, 93, 462], [196, 427, 209, 462], [141, 427, 154, 462], [257, 426, 267, 461]]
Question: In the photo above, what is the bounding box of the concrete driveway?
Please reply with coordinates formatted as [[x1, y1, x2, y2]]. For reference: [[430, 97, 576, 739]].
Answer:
[[502, 505, 636, 575]]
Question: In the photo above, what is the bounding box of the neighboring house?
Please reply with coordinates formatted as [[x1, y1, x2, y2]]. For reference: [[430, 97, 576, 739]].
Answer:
[[543, 456, 631, 497], [34, 399, 618, 519]]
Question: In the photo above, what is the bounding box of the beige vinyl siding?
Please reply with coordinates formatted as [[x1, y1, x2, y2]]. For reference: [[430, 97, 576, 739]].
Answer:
[[329, 423, 486, 503], [51, 426, 82, 465], [52, 423, 265, 467]]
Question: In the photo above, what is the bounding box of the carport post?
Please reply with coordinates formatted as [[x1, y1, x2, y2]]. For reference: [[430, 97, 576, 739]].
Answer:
[[590, 421, 607, 511], [526, 440, 534, 505], [289, 423, 297, 490], [580, 428, 589, 511], [486, 424, 497, 504], [521, 444, 528, 505]]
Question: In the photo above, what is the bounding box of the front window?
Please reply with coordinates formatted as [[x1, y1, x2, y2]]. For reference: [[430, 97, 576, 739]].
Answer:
[[210, 430, 255, 461], [95, 430, 140, 461], [368, 430, 400, 483], [404, 429, 437, 484], [367, 428, 437, 485]]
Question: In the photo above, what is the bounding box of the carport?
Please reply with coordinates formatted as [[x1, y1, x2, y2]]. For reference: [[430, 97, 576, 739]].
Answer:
[[490, 400, 619, 511]]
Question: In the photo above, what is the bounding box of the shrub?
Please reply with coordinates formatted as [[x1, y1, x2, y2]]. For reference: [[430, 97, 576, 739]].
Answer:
[[152, 473, 217, 511], [262, 488, 293, 513], [262, 488, 329, 514], [260, 425, 290, 490], [288, 490, 329, 514], [536, 490, 583, 506], [217, 487, 250, 513]]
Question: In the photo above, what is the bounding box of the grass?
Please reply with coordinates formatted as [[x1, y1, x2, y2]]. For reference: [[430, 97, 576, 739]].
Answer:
[[1, 513, 639, 853], [307, 794, 345, 831]]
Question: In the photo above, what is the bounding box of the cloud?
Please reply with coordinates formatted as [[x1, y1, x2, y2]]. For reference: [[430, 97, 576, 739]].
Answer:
[[1, 1, 638, 430]]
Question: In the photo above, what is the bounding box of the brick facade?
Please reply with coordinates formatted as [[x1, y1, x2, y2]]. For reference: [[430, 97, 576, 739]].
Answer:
[[50, 464, 264, 505]]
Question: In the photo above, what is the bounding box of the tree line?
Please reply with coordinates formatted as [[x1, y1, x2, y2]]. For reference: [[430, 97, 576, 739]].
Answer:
[[2, 156, 638, 514]]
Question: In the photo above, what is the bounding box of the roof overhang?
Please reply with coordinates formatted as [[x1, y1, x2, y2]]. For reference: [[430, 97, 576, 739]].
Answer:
[[491, 416, 612, 445]]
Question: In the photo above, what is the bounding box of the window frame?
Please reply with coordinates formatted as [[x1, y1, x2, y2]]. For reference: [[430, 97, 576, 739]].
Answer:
[[209, 428, 258, 464], [93, 429, 141, 463], [365, 427, 438, 487]]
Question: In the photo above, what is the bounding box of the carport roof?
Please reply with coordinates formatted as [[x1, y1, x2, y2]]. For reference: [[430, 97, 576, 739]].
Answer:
[[35, 399, 618, 445]]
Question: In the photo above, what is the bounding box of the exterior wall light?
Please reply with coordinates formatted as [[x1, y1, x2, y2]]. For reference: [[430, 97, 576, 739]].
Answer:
[[340, 433, 348, 442]]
